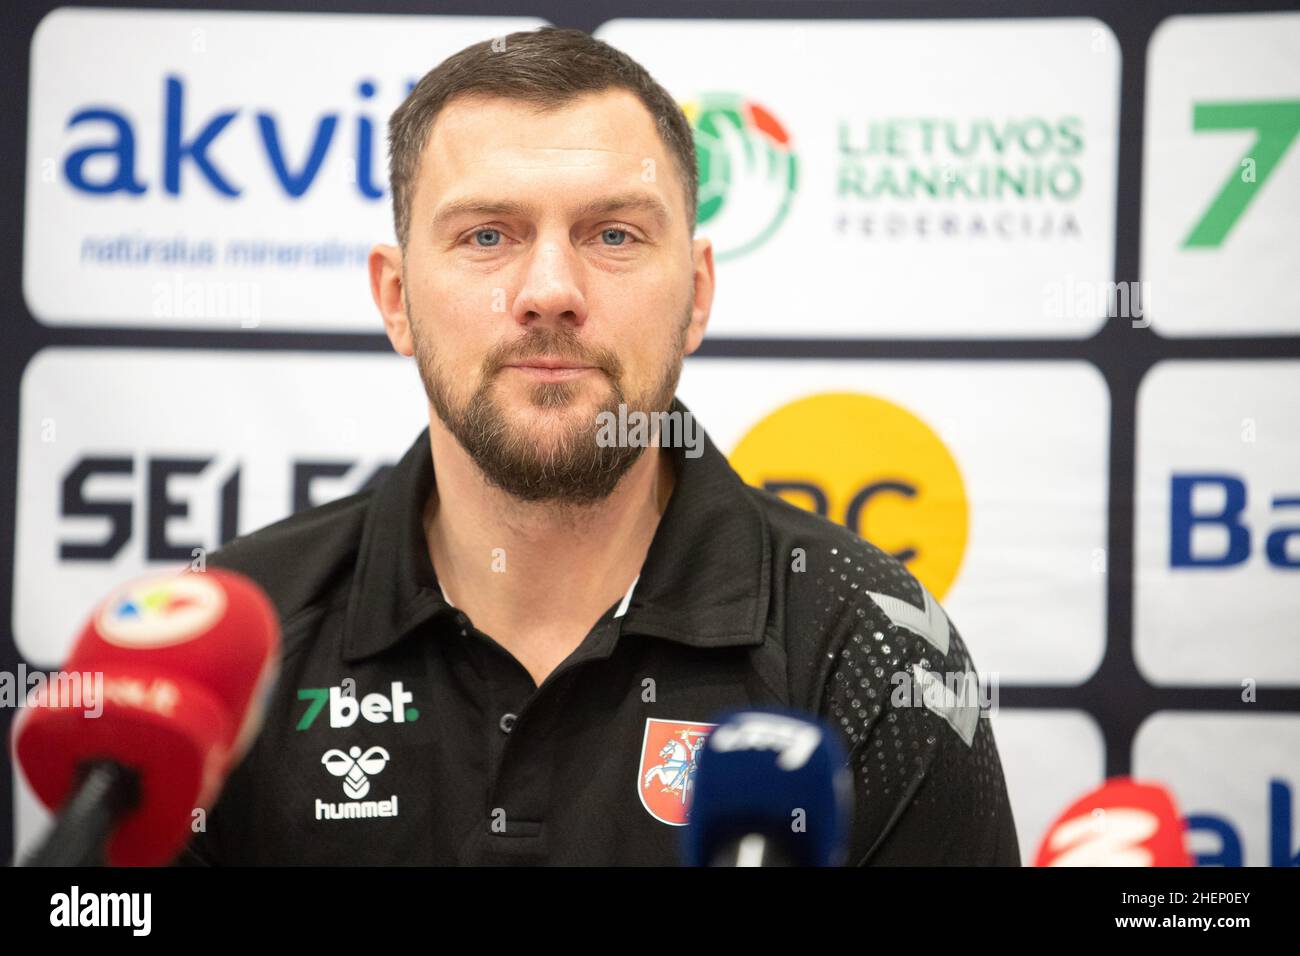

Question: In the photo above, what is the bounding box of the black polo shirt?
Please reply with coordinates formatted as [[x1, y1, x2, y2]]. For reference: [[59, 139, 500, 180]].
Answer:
[[178, 400, 1020, 866]]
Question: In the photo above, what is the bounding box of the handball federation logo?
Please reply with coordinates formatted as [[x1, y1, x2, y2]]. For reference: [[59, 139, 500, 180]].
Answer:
[[684, 93, 798, 261], [638, 718, 718, 826]]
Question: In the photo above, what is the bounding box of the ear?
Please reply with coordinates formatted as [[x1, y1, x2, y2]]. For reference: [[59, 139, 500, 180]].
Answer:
[[683, 236, 715, 356], [369, 243, 413, 356]]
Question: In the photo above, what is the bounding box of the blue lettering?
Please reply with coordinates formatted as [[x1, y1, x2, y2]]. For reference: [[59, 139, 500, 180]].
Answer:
[[257, 113, 337, 197], [62, 76, 414, 200], [1271, 779, 1298, 867], [64, 108, 146, 194], [1265, 497, 1300, 568], [1170, 474, 1250, 567], [1185, 814, 1243, 866], [164, 75, 239, 196], [354, 80, 384, 200]]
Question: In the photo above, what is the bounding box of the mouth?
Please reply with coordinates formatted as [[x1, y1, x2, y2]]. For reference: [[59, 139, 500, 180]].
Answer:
[[502, 359, 601, 382]]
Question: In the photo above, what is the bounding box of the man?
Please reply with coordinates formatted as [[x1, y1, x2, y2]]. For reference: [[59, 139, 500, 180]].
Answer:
[[179, 26, 1019, 865]]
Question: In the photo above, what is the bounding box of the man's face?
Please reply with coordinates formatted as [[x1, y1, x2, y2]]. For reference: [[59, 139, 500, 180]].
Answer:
[[391, 88, 711, 503]]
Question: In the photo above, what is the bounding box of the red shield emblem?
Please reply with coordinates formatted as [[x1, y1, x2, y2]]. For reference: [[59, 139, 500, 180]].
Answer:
[[637, 717, 717, 826]]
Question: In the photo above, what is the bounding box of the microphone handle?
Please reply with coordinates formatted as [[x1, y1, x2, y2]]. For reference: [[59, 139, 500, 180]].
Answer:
[[23, 759, 141, 867], [709, 834, 799, 867]]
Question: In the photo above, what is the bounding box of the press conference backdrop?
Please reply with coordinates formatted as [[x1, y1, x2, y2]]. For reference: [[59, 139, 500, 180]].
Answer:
[[3, 0, 1298, 866]]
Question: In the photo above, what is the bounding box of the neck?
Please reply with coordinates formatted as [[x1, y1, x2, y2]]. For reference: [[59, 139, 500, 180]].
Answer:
[[422, 408, 675, 675]]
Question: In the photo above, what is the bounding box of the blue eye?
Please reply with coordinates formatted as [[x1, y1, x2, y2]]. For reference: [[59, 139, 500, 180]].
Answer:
[[601, 228, 629, 246], [472, 228, 502, 247]]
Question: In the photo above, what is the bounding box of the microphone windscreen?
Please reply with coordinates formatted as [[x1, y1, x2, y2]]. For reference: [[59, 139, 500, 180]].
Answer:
[[684, 708, 852, 866], [1034, 776, 1191, 866], [14, 567, 280, 865]]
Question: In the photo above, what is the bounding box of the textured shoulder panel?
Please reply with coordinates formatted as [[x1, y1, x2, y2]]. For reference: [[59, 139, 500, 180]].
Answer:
[[747, 485, 1018, 864]]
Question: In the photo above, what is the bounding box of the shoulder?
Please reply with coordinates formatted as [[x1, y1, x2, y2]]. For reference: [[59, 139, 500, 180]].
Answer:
[[743, 487, 1018, 864], [743, 484, 972, 709], [745, 481, 938, 614], [204, 488, 373, 633], [743, 481, 925, 600]]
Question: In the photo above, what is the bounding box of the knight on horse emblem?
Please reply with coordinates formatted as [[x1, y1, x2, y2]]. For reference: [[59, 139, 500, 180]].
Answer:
[[637, 718, 717, 825]]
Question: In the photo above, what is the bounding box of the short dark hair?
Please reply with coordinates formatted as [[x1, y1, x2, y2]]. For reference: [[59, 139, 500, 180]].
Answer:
[[387, 26, 698, 249]]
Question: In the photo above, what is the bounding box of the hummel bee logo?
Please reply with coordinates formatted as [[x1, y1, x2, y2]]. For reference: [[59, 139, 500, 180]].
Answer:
[[321, 745, 390, 799]]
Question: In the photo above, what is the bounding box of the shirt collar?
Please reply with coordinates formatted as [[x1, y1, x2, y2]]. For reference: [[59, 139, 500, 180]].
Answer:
[[342, 397, 771, 663]]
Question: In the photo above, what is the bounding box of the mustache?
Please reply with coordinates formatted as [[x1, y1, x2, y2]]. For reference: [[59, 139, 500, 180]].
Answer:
[[484, 328, 623, 378]]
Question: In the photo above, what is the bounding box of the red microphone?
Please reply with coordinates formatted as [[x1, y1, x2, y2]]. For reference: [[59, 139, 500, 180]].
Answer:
[[1034, 776, 1192, 867], [13, 567, 280, 866]]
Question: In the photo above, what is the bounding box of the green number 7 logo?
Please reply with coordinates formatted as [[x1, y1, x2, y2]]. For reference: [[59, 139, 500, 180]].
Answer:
[[1183, 100, 1300, 249]]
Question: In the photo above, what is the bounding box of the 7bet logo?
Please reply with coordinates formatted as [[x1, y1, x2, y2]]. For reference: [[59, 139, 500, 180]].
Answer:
[[296, 680, 418, 730]]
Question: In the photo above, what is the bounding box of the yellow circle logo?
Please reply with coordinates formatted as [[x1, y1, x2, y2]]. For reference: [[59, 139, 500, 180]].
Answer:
[[730, 392, 969, 599]]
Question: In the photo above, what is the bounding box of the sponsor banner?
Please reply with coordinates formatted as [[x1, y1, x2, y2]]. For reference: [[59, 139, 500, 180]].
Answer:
[[596, 17, 1120, 338], [1142, 13, 1300, 337], [1134, 713, 1300, 867], [23, 8, 546, 330], [1135, 361, 1300, 685], [14, 348, 429, 665], [677, 359, 1109, 683], [989, 710, 1105, 866]]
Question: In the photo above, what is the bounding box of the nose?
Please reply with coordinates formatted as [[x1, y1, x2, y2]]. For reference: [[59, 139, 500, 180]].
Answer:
[[510, 236, 588, 329]]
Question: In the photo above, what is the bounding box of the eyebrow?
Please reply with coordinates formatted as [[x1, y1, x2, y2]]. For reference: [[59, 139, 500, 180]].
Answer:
[[430, 191, 673, 235]]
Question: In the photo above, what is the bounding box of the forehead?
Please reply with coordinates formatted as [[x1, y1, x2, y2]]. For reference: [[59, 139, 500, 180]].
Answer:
[[415, 88, 682, 219]]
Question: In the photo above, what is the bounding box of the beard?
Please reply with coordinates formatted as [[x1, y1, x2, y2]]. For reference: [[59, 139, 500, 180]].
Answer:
[[412, 311, 689, 505]]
